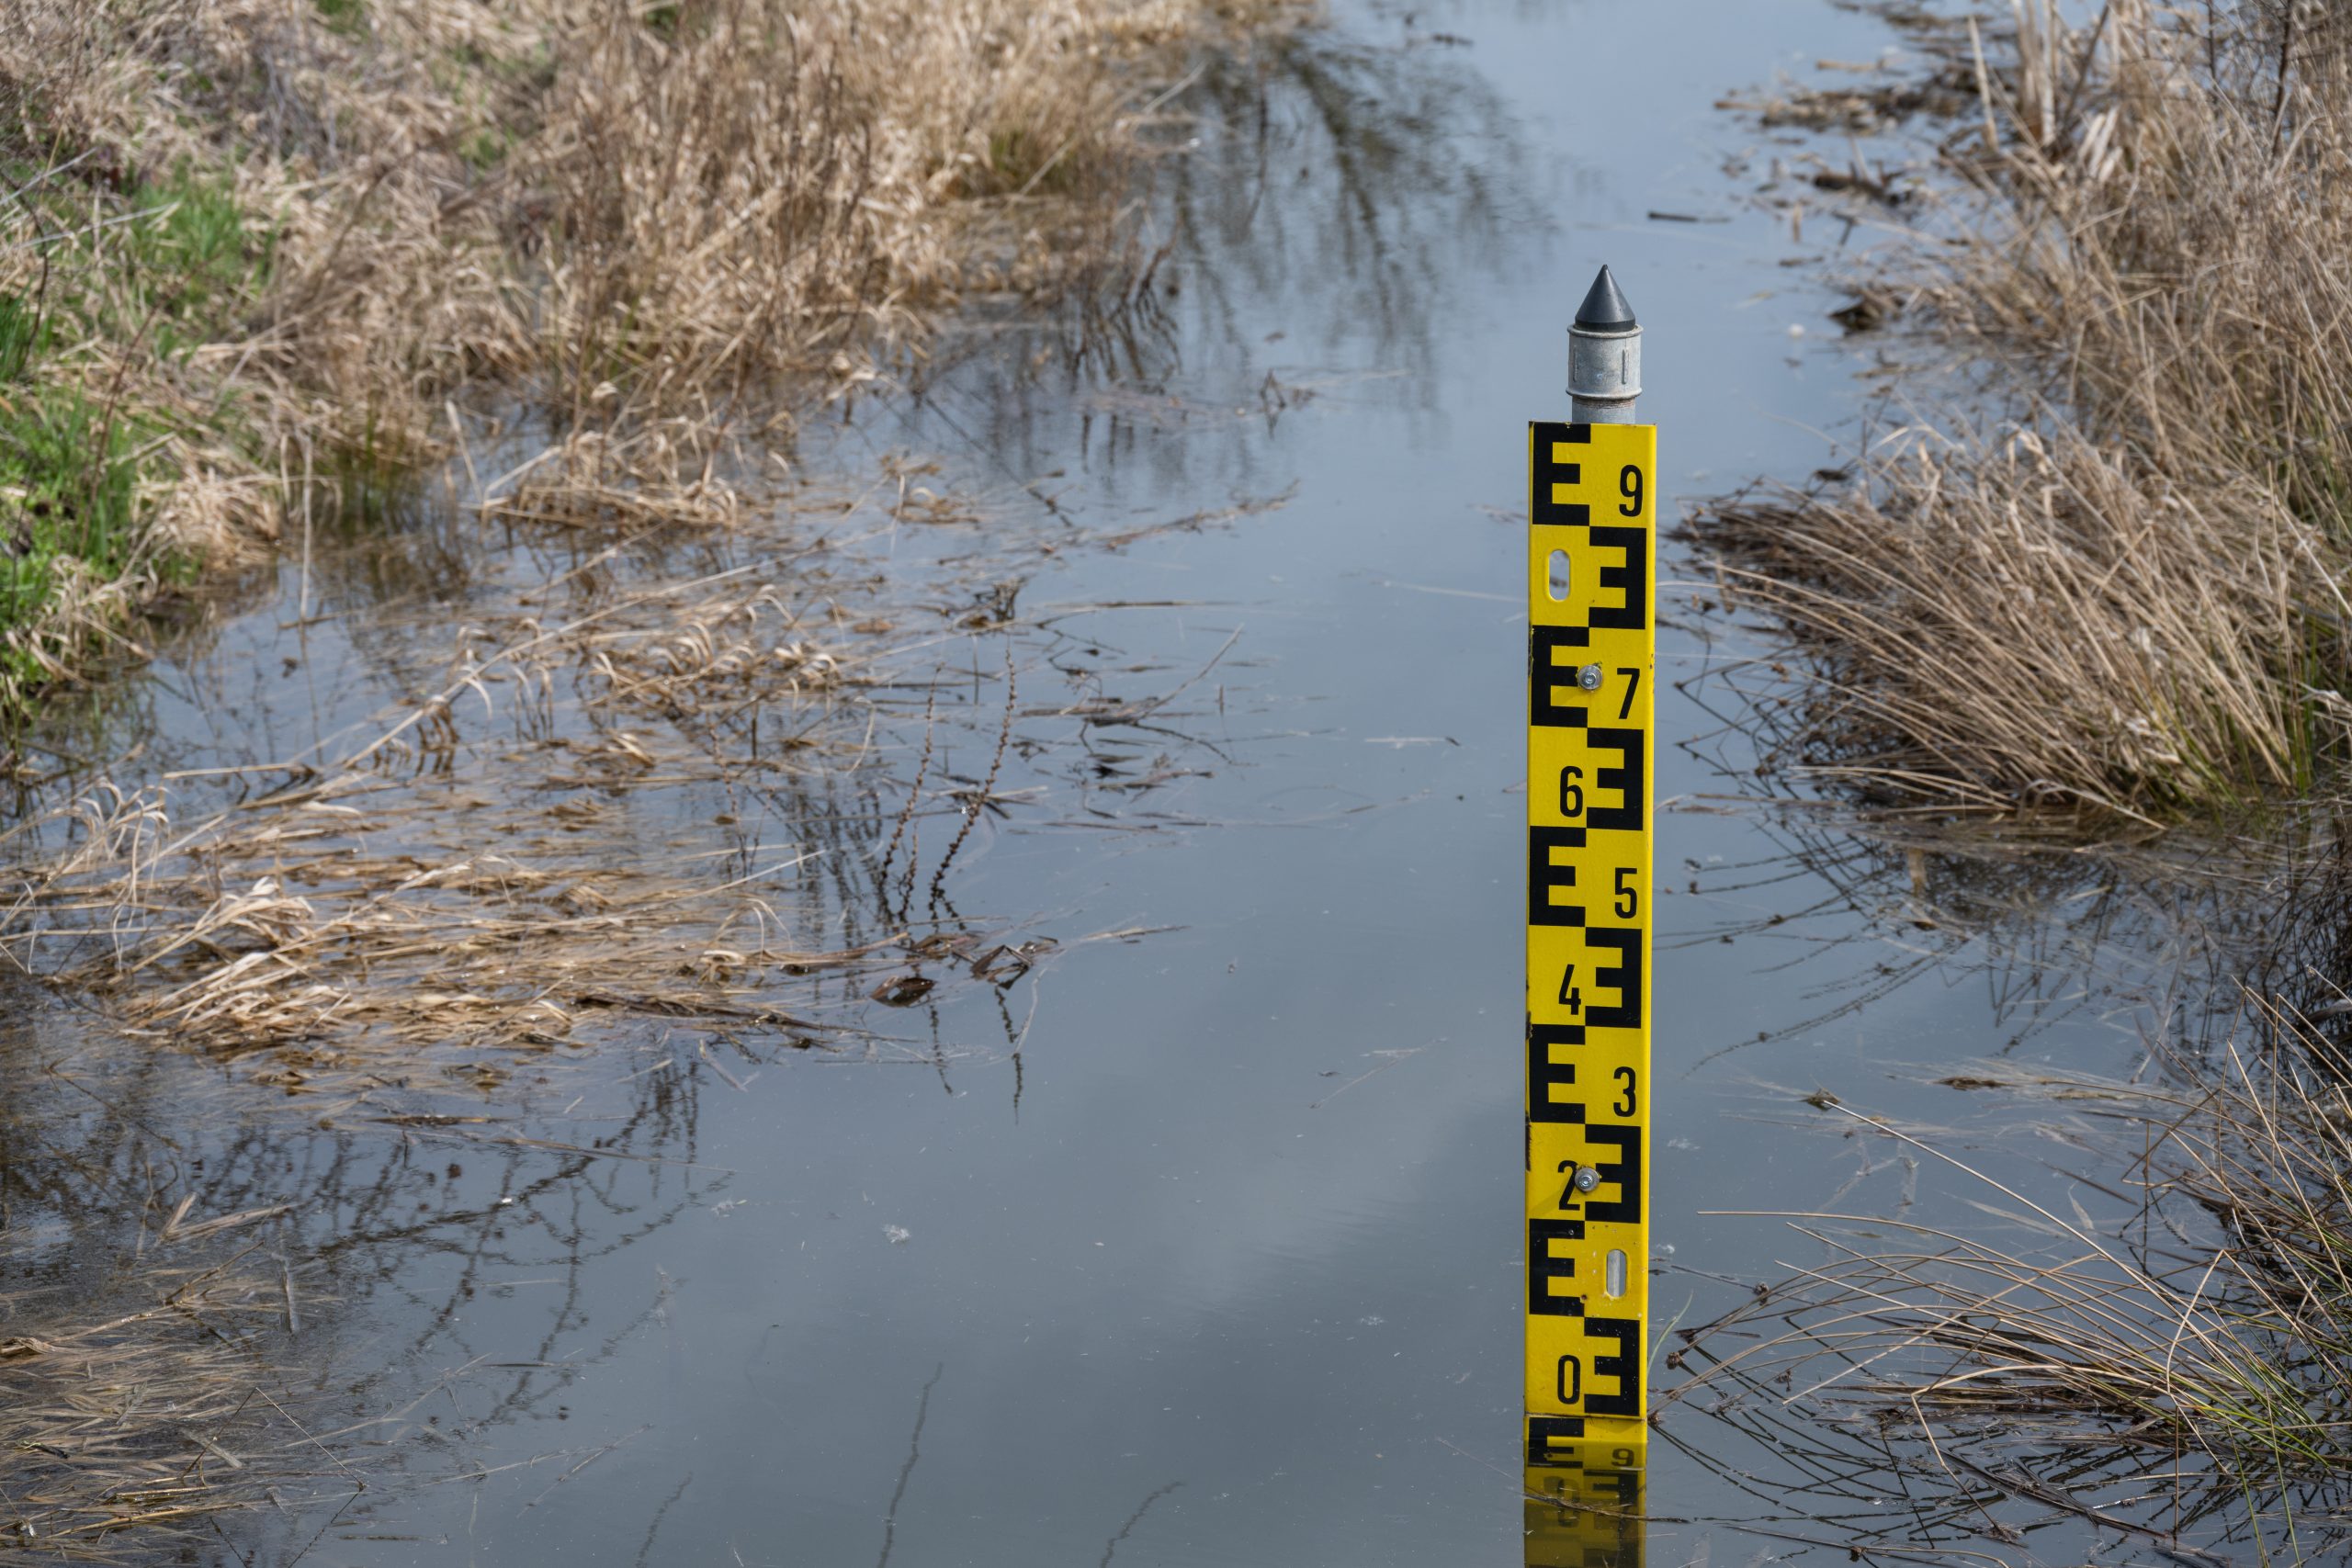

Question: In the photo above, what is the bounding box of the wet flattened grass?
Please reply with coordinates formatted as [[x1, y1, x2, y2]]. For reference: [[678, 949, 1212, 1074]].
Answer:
[[0, 1269, 306, 1557]]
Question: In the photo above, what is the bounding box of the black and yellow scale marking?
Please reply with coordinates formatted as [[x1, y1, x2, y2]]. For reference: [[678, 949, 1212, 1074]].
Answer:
[[1525, 420, 1654, 1498]]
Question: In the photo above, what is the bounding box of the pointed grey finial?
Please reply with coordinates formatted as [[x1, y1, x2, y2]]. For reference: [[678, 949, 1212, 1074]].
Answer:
[[1574, 265, 1637, 330], [1567, 265, 1643, 423]]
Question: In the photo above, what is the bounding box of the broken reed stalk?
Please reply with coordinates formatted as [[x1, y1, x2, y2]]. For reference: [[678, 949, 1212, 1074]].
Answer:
[[881, 685, 939, 914], [929, 646, 1016, 907], [1694, 0, 2352, 821]]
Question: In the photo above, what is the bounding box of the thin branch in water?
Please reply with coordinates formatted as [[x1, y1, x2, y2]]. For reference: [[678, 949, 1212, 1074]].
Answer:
[[876, 1364, 943, 1568], [1099, 1480, 1183, 1568]]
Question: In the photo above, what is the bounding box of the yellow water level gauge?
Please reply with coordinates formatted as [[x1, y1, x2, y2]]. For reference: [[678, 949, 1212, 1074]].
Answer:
[[1523, 410, 1655, 1467]]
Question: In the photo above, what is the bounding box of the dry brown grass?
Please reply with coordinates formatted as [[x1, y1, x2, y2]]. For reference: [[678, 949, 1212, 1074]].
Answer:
[[0, 0, 1295, 719], [1696, 0, 2352, 821]]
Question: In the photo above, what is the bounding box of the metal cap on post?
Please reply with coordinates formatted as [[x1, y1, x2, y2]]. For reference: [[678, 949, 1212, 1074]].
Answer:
[[1567, 265, 1642, 424]]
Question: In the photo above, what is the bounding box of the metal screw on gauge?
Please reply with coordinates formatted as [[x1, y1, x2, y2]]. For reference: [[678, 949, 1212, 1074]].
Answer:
[[1577, 663, 1603, 692], [1571, 1166, 1601, 1194]]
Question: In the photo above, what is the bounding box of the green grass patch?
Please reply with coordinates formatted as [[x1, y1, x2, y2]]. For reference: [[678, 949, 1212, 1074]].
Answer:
[[8, 165, 276, 363], [0, 164, 266, 704], [0, 385, 160, 688], [0, 292, 49, 384], [125, 169, 277, 355], [460, 126, 513, 172]]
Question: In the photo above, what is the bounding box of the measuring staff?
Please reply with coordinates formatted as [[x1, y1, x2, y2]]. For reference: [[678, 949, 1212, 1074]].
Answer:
[[1523, 265, 1653, 1566]]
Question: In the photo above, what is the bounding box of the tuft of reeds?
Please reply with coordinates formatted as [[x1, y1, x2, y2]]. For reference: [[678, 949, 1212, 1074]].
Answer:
[[1696, 0, 2352, 821]]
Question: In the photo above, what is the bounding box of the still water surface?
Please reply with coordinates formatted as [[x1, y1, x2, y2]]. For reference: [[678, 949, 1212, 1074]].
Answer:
[[4, 1, 2189, 1562]]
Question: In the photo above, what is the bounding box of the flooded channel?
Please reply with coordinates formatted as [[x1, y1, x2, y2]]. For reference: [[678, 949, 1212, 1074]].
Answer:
[[0, 0, 2290, 1562]]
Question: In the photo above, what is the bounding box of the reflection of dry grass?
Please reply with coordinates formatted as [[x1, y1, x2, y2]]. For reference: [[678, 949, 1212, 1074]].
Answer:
[[1698, 1, 2352, 820]]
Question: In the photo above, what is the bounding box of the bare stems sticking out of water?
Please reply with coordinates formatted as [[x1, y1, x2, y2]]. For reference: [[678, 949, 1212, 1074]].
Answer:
[[1674, 997, 2352, 1554], [929, 649, 1017, 908]]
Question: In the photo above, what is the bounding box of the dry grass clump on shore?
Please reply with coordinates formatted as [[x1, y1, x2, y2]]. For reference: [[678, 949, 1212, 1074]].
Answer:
[[1696, 0, 2352, 821], [0, 0, 1283, 721]]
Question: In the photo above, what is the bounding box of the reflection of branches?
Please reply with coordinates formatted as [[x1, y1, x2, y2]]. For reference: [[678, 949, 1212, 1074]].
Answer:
[[1168, 27, 1518, 384], [893, 16, 1522, 494], [1668, 781, 2343, 1066], [1099, 1480, 1184, 1568], [630, 1471, 695, 1567], [1655, 1384, 2273, 1564], [875, 1365, 943, 1568], [0, 1010, 739, 1540]]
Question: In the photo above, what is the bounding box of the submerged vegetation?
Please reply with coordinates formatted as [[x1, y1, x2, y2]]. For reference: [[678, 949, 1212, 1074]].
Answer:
[[0, 0, 1285, 722], [1696, 0, 2352, 822]]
